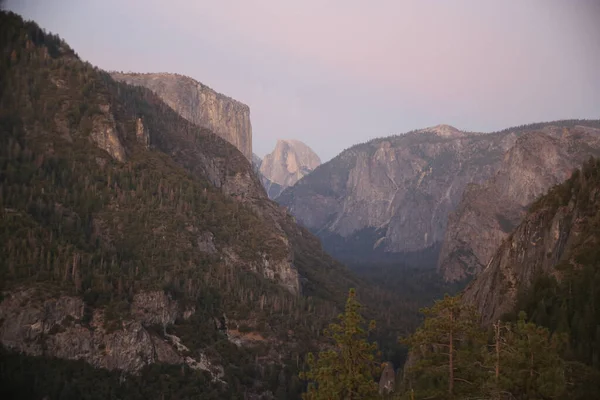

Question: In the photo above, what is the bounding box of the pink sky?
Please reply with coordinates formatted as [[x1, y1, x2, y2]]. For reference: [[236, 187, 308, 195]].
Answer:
[[7, 0, 600, 160]]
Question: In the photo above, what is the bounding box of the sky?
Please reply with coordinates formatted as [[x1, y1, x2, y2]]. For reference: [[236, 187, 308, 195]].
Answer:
[[6, 0, 600, 161]]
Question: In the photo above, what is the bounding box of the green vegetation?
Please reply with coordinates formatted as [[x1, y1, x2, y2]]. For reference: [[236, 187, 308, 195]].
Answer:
[[401, 295, 485, 399], [399, 297, 570, 399], [515, 158, 600, 367], [3, 7, 600, 399], [396, 159, 600, 399], [300, 289, 381, 400], [0, 10, 353, 398]]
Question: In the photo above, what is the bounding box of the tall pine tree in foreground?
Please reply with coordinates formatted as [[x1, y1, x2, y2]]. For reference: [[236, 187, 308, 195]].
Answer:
[[401, 295, 486, 399], [482, 312, 566, 399], [300, 289, 381, 400], [401, 298, 569, 400]]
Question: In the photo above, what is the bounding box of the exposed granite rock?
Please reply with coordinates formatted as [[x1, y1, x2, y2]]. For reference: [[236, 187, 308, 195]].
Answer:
[[135, 117, 150, 148], [131, 291, 178, 327], [223, 244, 300, 295], [278, 121, 600, 265], [462, 162, 600, 325], [90, 104, 126, 161], [258, 251, 300, 294], [196, 231, 217, 254], [379, 361, 396, 395], [0, 287, 221, 378], [439, 126, 600, 282], [278, 124, 517, 262], [259, 139, 321, 198], [112, 72, 252, 160]]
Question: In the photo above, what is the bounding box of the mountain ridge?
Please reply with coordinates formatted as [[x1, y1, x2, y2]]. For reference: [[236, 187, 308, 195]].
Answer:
[[277, 120, 600, 266]]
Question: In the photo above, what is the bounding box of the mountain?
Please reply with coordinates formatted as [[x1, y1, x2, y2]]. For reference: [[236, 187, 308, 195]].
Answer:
[[111, 72, 253, 161], [463, 157, 600, 368], [277, 124, 518, 264], [277, 122, 600, 266], [259, 139, 321, 199], [439, 125, 600, 282], [0, 11, 365, 398]]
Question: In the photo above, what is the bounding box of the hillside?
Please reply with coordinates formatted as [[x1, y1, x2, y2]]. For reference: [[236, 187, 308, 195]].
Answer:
[[464, 157, 600, 369], [0, 11, 363, 399], [439, 125, 600, 281]]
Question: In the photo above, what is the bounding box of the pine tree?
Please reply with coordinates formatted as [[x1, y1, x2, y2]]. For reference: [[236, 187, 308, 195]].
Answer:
[[485, 312, 566, 399], [300, 289, 381, 400], [401, 295, 486, 399]]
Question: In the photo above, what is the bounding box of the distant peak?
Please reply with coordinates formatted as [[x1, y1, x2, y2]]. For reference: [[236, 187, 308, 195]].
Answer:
[[274, 139, 318, 155], [419, 124, 464, 138], [277, 139, 305, 146]]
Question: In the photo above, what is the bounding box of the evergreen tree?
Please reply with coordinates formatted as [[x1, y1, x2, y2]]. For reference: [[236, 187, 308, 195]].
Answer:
[[300, 289, 381, 400], [483, 312, 566, 400], [401, 295, 486, 399]]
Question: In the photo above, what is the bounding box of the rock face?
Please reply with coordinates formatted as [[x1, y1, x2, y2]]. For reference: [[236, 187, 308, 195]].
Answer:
[[278, 122, 600, 265], [0, 288, 222, 378], [252, 153, 286, 198], [439, 126, 600, 282], [277, 125, 517, 262], [259, 139, 321, 198], [379, 362, 396, 395], [135, 117, 150, 148], [90, 104, 126, 162], [463, 158, 600, 325], [112, 72, 252, 161]]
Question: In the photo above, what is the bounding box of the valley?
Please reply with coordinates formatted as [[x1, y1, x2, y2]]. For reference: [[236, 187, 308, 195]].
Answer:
[[1, 3, 600, 400]]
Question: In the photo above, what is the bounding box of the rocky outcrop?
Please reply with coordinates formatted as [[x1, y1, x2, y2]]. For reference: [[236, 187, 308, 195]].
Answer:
[[278, 121, 600, 265], [131, 291, 179, 328], [135, 117, 150, 148], [258, 251, 300, 294], [259, 139, 321, 198], [112, 72, 252, 161], [90, 104, 126, 161], [463, 158, 600, 325], [379, 362, 396, 395], [0, 288, 222, 379], [439, 126, 600, 282]]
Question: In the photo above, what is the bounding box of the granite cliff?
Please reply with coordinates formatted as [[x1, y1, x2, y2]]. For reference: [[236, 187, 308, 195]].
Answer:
[[463, 157, 600, 326], [439, 125, 600, 282], [278, 122, 600, 266], [277, 125, 518, 263], [259, 139, 321, 199], [111, 72, 252, 161]]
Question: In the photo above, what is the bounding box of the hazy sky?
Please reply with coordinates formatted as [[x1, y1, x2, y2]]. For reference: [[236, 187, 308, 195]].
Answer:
[[7, 1, 600, 161]]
